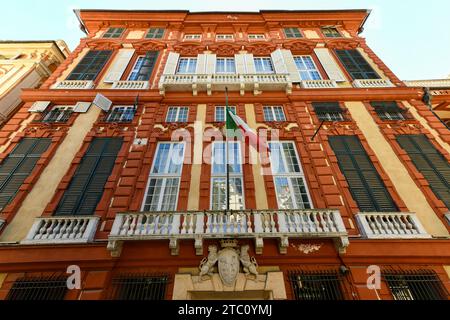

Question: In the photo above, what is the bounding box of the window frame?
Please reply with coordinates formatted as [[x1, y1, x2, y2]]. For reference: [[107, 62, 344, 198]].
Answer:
[[42, 105, 74, 123], [183, 34, 202, 41], [321, 27, 342, 38], [253, 57, 275, 74], [269, 141, 313, 210], [216, 34, 234, 41], [103, 27, 125, 39], [216, 57, 236, 74], [141, 142, 186, 212], [293, 55, 322, 81], [215, 106, 236, 122], [105, 105, 136, 123], [263, 106, 286, 122], [283, 27, 303, 39], [66, 50, 112, 81], [166, 106, 189, 123], [210, 141, 245, 211], [312, 102, 345, 122], [335, 49, 381, 80], [145, 28, 165, 39], [176, 57, 197, 74], [248, 34, 266, 40]]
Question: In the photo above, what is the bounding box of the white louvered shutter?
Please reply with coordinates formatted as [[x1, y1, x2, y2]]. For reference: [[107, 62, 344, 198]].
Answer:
[[28, 101, 51, 113], [281, 49, 302, 83], [314, 48, 347, 82], [271, 49, 288, 74], [162, 52, 180, 75], [73, 102, 92, 113], [104, 49, 135, 83], [243, 54, 256, 74], [205, 54, 216, 74], [235, 54, 246, 74], [196, 54, 207, 74]]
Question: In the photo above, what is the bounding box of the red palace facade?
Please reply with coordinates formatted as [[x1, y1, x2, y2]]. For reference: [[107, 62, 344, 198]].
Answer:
[[0, 9, 449, 300]]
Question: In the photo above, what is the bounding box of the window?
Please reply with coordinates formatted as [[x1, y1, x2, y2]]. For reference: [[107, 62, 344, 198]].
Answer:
[[105, 106, 135, 123], [289, 270, 344, 300], [248, 34, 265, 40], [108, 274, 169, 300], [67, 50, 112, 81], [210, 142, 244, 210], [254, 57, 274, 73], [128, 51, 159, 81], [176, 58, 197, 74], [103, 27, 125, 39], [142, 142, 185, 211], [0, 138, 51, 210], [42, 106, 73, 123], [384, 270, 448, 300], [283, 27, 303, 38], [371, 101, 406, 121], [335, 49, 380, 80], [263, 106, 286, 122], [216, 34, 234, 40], [322, 27, 342, 38], [329, 136, 398, 212], [184, 34, 201, 40], [294, 56, 322, 80], [145, 28, 165, 39], [312, 102, 345, 122], [216, 58, 236, 74], [396, 135, 450, 209], [269, 142, 312, 209], [166, 107, 189, 122], [215, 106, 236, 122], [7, 276, 68, 300], [55, 138, 123, 216]]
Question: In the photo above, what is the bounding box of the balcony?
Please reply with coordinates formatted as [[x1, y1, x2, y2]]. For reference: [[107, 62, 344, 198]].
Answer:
[[52, 80, 95, 90], [111, 80, 149, 90], [21, 216, 99, 244], [355, 212, 431, 239], [300, 80, 338, 89], [353, 79, 395, 88], [159, 73, 293, 96], [107, 209, 349, 257]]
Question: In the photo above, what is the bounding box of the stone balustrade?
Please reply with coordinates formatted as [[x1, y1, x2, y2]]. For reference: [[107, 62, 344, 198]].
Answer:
[[353, 79, 394, 88], [111, 80, 149, 90], [108, 209, 348, 257], [159, 73, 292, 96], [404, 79, 450, 88], [355, 212, 430, 239], [51, 80, 95, 90], [22, 216, 99, 244], [300, 80, 338, 89]]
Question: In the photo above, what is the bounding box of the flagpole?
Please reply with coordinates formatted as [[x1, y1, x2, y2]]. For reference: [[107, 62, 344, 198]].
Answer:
[[225, 87, 230, 212]]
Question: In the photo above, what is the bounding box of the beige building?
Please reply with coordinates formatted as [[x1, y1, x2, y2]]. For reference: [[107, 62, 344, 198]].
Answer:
[[0, 41, 69, 125]]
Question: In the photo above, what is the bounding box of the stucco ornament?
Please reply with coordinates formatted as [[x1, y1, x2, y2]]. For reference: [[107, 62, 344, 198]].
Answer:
[[198, 240, 259, 286]]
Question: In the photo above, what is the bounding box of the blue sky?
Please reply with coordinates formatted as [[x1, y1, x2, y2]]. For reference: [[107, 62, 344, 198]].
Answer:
[[1, 0, 449, 80]]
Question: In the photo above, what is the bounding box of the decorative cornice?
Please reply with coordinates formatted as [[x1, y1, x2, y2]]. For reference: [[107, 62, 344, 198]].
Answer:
[[85, 39, 123, 50], [282, 39, 317, 54], [325, 39, 361, 50], [132, 40, 167, 52], [172, 42, 207, 55]]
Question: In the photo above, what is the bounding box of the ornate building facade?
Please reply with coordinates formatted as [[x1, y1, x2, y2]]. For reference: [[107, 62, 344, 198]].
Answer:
[[0, 9, 449, 300], [0, 41, 69, 125]]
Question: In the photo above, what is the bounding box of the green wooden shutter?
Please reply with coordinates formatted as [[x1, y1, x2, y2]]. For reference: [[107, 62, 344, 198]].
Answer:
[[335, 49, 380, 80], [136, 51, 158, 81], [397, 135, 450, 209], [0, 138, 51, 210], [55, 138, 123, 216], [329, 136, 398, 212], [67, 50, 112, 81]]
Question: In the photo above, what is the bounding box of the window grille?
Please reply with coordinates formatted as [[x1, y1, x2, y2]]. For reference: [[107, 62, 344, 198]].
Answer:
[[289, 270, 345, 300]]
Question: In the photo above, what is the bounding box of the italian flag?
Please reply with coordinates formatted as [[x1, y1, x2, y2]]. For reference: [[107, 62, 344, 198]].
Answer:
[[225, 106, 271, 153]]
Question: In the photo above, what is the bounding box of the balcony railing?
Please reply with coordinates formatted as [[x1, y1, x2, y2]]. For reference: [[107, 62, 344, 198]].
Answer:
[[111, 80, 149, 90], [353, 79, 395, 88], [300, 80, 338, 89], [107, 209, 349, 257], [159, 73, 292, 96], [32, 110, 73, 123], [21, 216, 99, 244], [355, 212, 431, 239], [404, 79, 450, 88], [52, 80, 95, 90]]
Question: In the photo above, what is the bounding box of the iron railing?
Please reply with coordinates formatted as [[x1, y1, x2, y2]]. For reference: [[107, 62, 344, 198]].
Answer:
[[107, 273, 170, 300], [384, 269, 448, 300], [315, 110, 351, 122], [6, 274, 68, 300], [101, 109, 136, 123], [288, 270, 345, 300], [33, 109, 73, 123]]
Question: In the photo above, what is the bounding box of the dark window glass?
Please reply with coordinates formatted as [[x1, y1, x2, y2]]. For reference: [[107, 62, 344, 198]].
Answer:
[[55, 138, 122, 216], [103, 28, 125, 39], [312, 102, 345, 122], [335, 49, 380, 80], [0, 138, 51, 211], [283, 27, 303, 38], [145, 28, 165, 39], [7, 276, 68, 300], [384, 270, 448, 300], [329, 136, 398, 212], [322, 27, 342, 38], [108, 274, 169, 300], [289, 270, 344, 300], [67, 50, 112, 81], [128, 51, 159, 81], [396, 135, 450, 208]]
